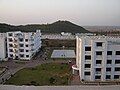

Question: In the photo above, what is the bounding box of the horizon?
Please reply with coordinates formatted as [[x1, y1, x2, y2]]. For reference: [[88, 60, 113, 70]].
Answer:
[[0, 0, 120, 26], [0, 20, 120, 27]]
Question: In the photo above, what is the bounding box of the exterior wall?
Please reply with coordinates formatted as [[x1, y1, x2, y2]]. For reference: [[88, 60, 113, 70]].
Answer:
[[75, 36, 120, 81], [0, 33, 6, 60], [7, 30, 41, 60]]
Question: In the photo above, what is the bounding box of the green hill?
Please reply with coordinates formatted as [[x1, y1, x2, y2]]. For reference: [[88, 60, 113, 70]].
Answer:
[[0, 20, 89, 34]]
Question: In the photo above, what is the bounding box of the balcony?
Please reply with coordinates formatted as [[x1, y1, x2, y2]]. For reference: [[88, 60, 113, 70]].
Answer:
[[14, 39, 18, 43], [13, 49, 18, 53], [15, 33, 23, 37], [13, 44, 18, 48]]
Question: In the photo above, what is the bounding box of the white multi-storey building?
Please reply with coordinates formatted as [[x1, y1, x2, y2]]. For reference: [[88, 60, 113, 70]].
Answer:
[[7, 30, 41, 60], [72, 35, 120, 81], [0, 33, 7, 61]]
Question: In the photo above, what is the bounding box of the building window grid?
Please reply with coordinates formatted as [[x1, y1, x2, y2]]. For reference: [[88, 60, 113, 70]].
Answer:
[[85, 55, 91, 60], [96, 60, 102, 64], [85, 47, 91, 51], [107, 51, 112, 55], [106, 67, 111, 72], [95, 76, 101, 79], [115, 60, 120, 64], [84, 72, 91, 76], [106, 75, 111, 79], [114, 75, 120, 79], [96, 42, 103, 47], [8, 33, 13, 36], [25, 39, 29, 42], [96, 51, 102, 55], [115, 67, 120, 71], [116, 51, 120, 55], [107, 60, 112, 64], [85, 64, 91, 68]]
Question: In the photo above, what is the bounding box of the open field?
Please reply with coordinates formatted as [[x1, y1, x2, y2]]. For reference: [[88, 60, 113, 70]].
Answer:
[[5, 62, 72, 86]]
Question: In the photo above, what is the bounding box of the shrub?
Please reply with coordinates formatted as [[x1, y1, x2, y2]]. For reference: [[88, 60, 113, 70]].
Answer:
[[49, 77, 55, 84]]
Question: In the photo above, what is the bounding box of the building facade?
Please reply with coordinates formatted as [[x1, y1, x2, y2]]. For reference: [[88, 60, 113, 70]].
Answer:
[[72, 36, 120, 81], [7, 30, 41, 60], [0, 33, 7, 61]]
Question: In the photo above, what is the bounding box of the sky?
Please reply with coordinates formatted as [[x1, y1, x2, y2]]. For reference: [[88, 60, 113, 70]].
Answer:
[[0, 0, 120, 26]]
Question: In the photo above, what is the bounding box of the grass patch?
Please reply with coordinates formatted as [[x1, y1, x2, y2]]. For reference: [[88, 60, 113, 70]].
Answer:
[[5, 62, 71, 86]]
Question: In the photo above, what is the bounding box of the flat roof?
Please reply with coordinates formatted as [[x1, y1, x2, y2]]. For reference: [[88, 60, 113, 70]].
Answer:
[[0, 85, 120, 90], [51, 50, 75, 58]]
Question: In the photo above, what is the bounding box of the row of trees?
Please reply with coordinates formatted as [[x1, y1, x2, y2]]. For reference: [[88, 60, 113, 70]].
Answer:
[[93, 30, 120, 36]]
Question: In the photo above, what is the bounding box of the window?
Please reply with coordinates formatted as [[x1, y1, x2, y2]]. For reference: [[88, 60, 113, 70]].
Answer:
[[85, 64, 91, 68], [96, 51, 102, 55], [10, 54, 13, 57], [107, 51, 112, 55], [107, 60, 112, 64], [114, 75, 119, 79], [31, 39, 34, 41], [85, 55, 91, 60], [85, 47, 91, 51], [95, 76, 101, 79], [19, 49, 24, 52], [19, 38, 23, 42], [25, 39, 28, 42], [96, 42, 102, 47], [96, 60, 102, 64], [26, 44, 29, 47], [116, 51, 120, 55], [106, 75, 111, 79], [84, 72, 91, 75], [20, 54, 24, 57], [9, 49, 13, 52], [96, 68, 101, 72], [19, 44, 24, 47], [115, 60, 120, 64], [26, 55, 29, 57], [26, 50, 29, 52], [8, 33, 13, 36], [9, 44, 13, 47], [115, 67, 120, 71], [8, 38, 13, 42], [106, 67, 111, 72], [31, 44, 34, 46], [31, 49, 34, 51]]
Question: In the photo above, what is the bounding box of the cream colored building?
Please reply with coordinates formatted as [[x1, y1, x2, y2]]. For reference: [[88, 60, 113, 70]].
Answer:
[[7, 30, 42, 60], [72, 36, 120, 81], [0, 33, 7, 61]]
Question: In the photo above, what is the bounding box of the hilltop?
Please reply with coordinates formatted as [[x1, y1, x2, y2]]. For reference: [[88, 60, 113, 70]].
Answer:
[[0, 20, 89, 34]]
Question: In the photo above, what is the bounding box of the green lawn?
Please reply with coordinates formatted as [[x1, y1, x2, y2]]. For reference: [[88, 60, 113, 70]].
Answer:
[[5, 62, 71, 86]]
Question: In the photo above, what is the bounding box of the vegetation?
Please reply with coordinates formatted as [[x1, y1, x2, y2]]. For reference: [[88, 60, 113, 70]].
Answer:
[[0, 20, 89, 34], [5, 62, 71, 86], [93, 30, 120, 35], [42, 39, 76, 47]]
